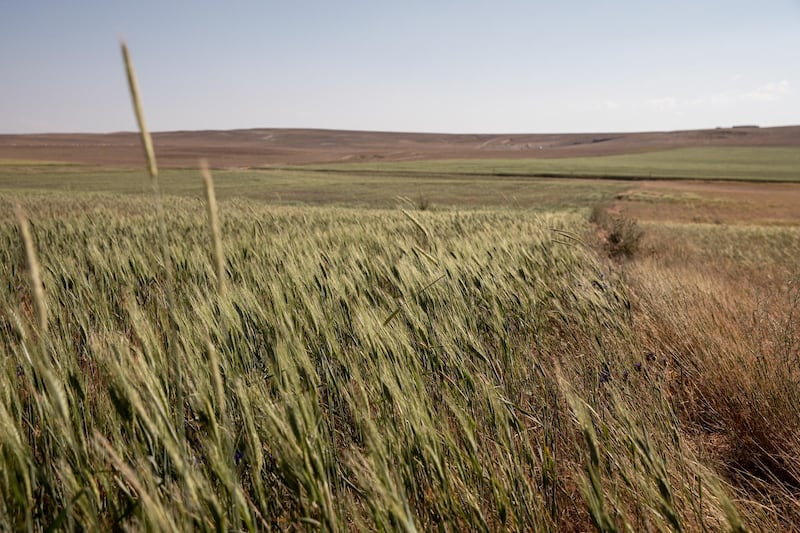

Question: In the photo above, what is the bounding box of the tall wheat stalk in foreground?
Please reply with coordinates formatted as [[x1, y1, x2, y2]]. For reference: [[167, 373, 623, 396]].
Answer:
[[120, 41, 172, 287], [201, 159, 226, 296], [14, 204, 47, 331], [121, 43, 157, 180], [120, 41, 184, 442]]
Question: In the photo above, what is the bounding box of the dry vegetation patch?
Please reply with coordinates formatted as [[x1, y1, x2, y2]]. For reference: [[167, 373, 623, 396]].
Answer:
[[622, 221, 800, 529], [614, 180, 800, 225]]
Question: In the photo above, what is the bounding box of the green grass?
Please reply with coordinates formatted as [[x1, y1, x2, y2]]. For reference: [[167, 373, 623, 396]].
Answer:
[[302, 147, 800, 182], [0, 159, 77, 166], [0, 164, 627, 209]]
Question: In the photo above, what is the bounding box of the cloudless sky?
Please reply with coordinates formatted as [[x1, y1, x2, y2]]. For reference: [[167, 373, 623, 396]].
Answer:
[[1, 1, 799, 134]]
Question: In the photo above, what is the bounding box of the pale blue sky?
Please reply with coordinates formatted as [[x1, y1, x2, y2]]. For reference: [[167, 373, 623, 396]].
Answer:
[[1, 1, 798, 134]]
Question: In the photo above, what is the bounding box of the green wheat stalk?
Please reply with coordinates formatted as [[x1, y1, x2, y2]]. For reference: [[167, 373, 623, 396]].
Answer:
[[120, 41, 184, 445], [14, 204, 47, 332], [121, 43, 157, 180], [201, 159, 226, 296]]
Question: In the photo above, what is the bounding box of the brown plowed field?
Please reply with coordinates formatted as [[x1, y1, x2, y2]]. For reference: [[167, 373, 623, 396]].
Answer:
[[1, 125, 799, 168]]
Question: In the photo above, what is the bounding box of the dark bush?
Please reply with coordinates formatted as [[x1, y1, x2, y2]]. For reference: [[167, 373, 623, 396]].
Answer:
[[591, 205, 643, 259], [606, 214, 643, 259]]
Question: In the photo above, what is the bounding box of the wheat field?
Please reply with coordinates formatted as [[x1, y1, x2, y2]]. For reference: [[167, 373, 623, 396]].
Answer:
[[2, 188, 799, 530]]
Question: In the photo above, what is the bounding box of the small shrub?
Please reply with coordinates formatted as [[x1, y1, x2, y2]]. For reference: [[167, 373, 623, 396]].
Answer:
[[606, 214, 644, 259], [415, 193, 432, 211], [591, 205, 643, 259]]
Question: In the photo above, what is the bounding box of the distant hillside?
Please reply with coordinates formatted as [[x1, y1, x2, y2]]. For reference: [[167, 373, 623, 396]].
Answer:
[[1, 125, 798, 168]]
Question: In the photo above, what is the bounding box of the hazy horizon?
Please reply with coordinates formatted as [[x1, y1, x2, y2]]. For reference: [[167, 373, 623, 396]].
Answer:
[[3, 124, 800, 138], [2, 1, 799, 135]]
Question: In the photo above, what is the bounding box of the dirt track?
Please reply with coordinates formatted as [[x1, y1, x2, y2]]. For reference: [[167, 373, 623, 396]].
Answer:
[[1, 126, 798, 168]]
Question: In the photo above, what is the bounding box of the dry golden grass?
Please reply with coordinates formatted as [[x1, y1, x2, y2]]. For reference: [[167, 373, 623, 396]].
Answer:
[[610, 219, 800, 529]]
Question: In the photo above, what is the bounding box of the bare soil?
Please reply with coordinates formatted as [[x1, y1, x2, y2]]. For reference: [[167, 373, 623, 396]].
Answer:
[[1, 125, 799, 168]]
